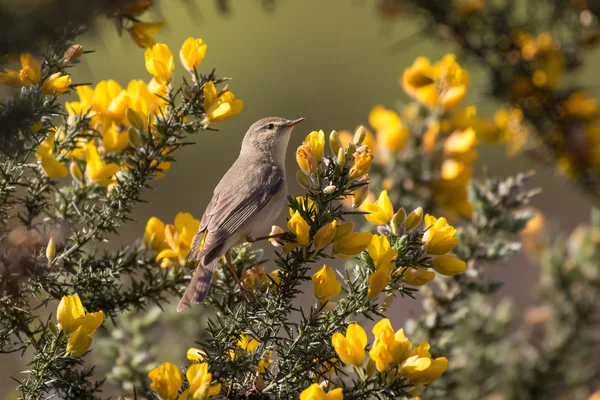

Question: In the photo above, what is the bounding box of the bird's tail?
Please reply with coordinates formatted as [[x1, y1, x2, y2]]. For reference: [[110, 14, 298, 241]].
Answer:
[[177, 259, 218, 312]]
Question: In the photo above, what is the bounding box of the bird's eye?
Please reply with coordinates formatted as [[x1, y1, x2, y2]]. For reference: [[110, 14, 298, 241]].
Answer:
[[266, 123, 275, 130]]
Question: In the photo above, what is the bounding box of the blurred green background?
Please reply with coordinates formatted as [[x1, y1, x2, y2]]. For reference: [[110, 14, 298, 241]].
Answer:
[[3, 0, 600, 396]]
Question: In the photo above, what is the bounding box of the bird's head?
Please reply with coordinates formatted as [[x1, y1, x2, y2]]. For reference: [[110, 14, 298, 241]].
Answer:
[[241, 117, 304, 161]]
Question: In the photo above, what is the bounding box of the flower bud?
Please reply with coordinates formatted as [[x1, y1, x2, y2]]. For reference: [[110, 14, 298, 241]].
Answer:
[[390, 208, 406, 236], [354, 125, 366, 145], [356, 145, 369, 153], [64, 44, 83, 64], [323, 185, 336, 194], [128, 126, 142, 147], [406, 207, 423, 230], [126, 108, 145, 130], [269, 225, 284, 247], [337, 147, 346, 167], [329, 130, 341, 156], [296, 170, 311, 189], [347, 142, 356, 155], [46, 237, 56, 262], [351, 175, 370, 209], [381, 293, 395, 311], [69, 162, 83, 183]]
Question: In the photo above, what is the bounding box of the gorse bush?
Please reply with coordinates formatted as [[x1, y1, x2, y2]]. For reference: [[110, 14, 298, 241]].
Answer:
[[1, 1, 599, 400]]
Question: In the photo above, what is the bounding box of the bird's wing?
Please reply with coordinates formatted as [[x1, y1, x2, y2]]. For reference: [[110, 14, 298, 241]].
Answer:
[[188, 164, 284, 264]]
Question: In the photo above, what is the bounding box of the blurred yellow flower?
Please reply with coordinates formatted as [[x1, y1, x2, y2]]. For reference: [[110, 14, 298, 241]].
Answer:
[[288, 211, 311, 247], [332, 323, 367, 366], [35, 129, 68, 178], [242, 265, 272, 291], [369, 105, 409, 151], [180, 37, 208, 73], [454, 0, 484, 16], [362, 190, 394, 225], [368, 234, 397, 269], [148, 362, 182, 400], [42, 72, 71, 95], [305, 130, 326, 163], [431, 254, 466, 276], [563, 91, 598, 120], [314, 220, 337, 250], [290, 196, 317, 218], [401, 54, 469, 112], [0, 69, 22, 87], [401, 267, 435, 286], [332, 222, 372, 259], [129, 22, 163, 48], [84, 143, 120, 186], [368, 266, 391, 299], [155, 212, 201, 267], [18, 53, 41, 85], [493, 106, 530, 155], [145, 43, 174, 85], [300, 384, 343, 400], [423, 214, 458, 255], [202, 81, 243, 123], [57, 294, 104, 356], [399, 342, 449, 385], [312, 265, 342, 304], [296, 142, 318, 175], [349, 150, 373, 179]]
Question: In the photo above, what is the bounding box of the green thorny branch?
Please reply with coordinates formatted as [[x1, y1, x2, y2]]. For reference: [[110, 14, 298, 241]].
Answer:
[[155, 144, 452, 400], [0, 35, 234, 399]]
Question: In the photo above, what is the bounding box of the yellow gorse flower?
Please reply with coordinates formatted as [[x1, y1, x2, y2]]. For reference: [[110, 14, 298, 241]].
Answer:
[[369, 318, 412, 372], [431, 254, 466, 276], [305, 130, 326, 163], [145, 43, 175, 85], [42, 72, 72, 95], [331, 323, 367, 366], [151, 212, 201, 267], [300, 384, 343, 400], [18, 53, 41, 85], [314, 220, 337, 250], [349, 149, 373, 180], [0, 53, 41, 88], [187, 347, 207, 362], [332, 222, 372, 259], [287, 210, 311, 247], [202, 80, 243, 124], [367, 234, 397, 269], [369, 105, 409, 151], [179, 363, 221, 399], [129, 21, 164, 48], [180, 37, 208, 73], [422, 214, 459, 255], [402, 54, 469, 112], [311, 265, 342, 304], [57, 294, 104, 356], [296, 142, 318, 175], [148, 362, 182, 400], [84, 143, 120, 186], [35, 129, 68, 178], [399, 342, 449, 385], [367, 266, 392, 299], [401, 267, 436, 286], [362, 190, 394, 225]]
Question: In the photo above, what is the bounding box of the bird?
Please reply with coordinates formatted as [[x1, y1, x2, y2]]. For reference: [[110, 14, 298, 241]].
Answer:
[[177, 116, 304, 311]]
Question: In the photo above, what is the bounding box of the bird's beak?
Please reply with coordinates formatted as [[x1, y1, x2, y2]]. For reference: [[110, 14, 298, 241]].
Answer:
[[286, 117, 305, 127]]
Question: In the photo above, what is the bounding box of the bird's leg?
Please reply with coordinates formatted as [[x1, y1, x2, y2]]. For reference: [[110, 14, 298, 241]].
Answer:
[[224, 252, 253, 303], [248, 233, 285, 243]]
